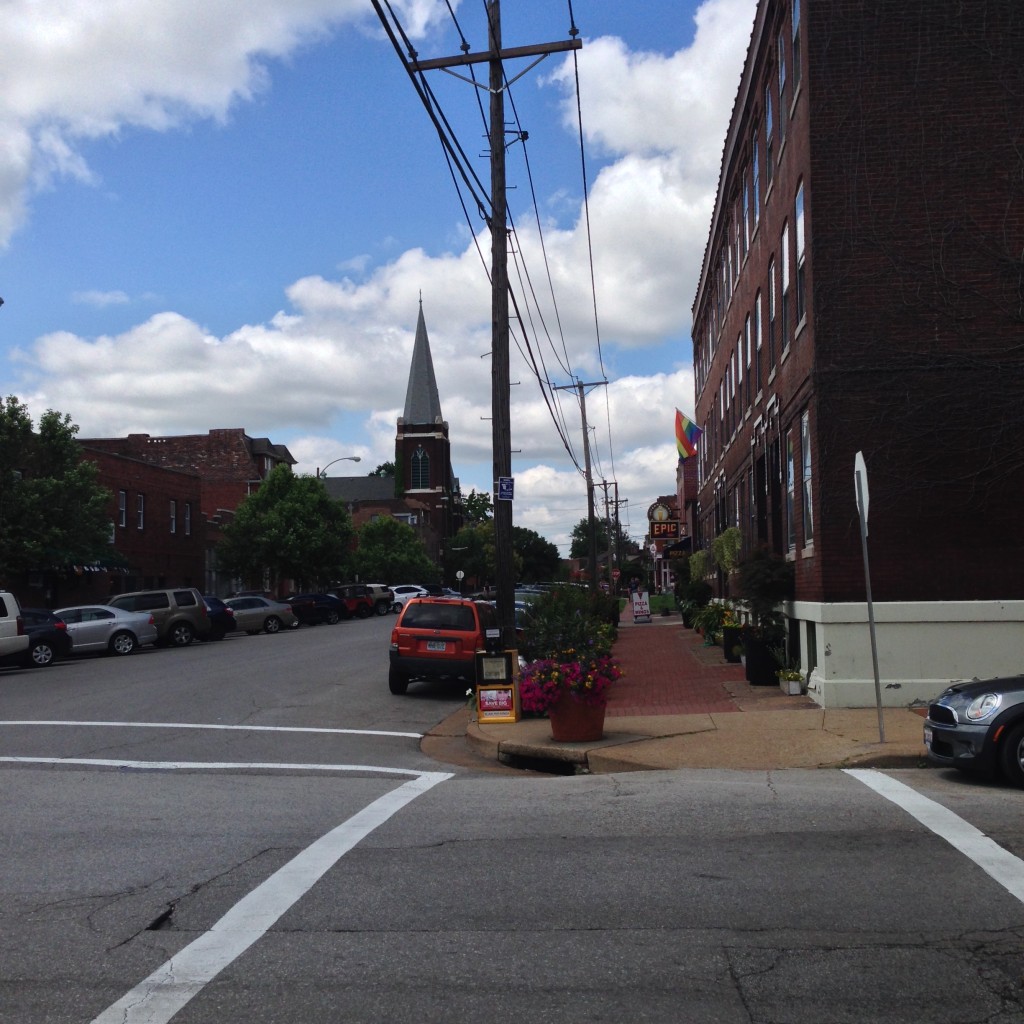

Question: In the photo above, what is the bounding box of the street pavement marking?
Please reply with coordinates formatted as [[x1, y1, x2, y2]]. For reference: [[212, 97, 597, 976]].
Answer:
[[0, 756, 435, 777], [86, 769, 452, 1024], [845, 769, 1024, 904], [0, 719, 423, 738]]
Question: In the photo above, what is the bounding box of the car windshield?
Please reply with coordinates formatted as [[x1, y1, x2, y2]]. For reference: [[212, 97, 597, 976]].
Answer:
[[402, 603, 475, 631]]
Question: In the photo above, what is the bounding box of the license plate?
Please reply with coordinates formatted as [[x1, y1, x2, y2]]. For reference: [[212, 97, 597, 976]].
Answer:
[[923, 726, 932, 748], [426, 640, 447, 652]]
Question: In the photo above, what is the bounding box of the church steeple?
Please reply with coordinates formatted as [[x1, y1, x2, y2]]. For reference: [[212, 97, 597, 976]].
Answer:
[[402, 299, 444, 425]]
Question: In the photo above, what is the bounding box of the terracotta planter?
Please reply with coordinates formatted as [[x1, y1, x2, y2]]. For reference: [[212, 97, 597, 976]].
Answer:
[[548, 692, 607, 742]]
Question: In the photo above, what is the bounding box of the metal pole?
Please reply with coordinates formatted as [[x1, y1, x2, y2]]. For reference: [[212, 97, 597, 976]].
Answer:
[[856, 472, 885, 743]]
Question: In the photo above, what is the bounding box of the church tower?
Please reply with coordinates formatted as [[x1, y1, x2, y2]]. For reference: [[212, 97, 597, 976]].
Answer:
[[395, 301, 457, 561]]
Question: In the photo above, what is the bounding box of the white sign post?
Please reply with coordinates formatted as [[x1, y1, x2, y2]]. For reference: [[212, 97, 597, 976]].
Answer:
[[855, 451, 885, 743]]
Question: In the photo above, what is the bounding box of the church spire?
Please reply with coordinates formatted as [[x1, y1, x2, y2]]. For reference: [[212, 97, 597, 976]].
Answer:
[[403, 299, 444, 424]]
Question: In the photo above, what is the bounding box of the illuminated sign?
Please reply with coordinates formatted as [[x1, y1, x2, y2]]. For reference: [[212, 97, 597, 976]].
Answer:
[[650, 520, 680, 539]]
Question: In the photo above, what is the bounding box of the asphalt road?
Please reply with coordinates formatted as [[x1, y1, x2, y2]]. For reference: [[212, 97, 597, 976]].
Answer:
[[2, 614, 1023, 1023]]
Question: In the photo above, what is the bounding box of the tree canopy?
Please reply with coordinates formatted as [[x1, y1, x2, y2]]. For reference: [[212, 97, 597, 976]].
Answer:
[[353, 516, 438, 584], [369, 461, 395, 478], [512, 525, 562, 582], [569, 516, 633, 560], [0, 396, 113, 580], [461, 488, 493, 525], [217, 466, 354, 590]]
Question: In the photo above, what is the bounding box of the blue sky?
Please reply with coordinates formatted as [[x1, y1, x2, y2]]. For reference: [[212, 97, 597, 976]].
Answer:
[[0, 0, 757, 554]]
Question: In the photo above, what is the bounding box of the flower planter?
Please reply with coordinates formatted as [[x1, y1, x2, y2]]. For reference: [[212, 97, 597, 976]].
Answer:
[[548, 692, 607, 742], [743, 633, 778, 686], [778, 675, 803, 695], [721, 624, 743, 663]]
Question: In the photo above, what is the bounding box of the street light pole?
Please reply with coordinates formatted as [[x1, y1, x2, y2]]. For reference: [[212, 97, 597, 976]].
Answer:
[[316, 456, 361, 478]]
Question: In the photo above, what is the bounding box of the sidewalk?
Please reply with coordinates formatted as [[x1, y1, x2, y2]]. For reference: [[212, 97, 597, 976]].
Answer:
[[463, 612, 929, 774]]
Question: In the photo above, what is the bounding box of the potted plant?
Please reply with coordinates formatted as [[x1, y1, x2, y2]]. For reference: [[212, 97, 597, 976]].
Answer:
[[737, 545, 795, 686], [517, 586, 622, 740], [518, 654, 623, 741], [776, 667, 804, 695], [692, 601, 727, 644]]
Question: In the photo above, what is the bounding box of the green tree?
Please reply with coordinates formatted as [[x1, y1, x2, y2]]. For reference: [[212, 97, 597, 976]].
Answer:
[[217, 465, 353, 589], [445, 521, 496, 590], [569, 516, 632, 560], [370, 461, 395, 477], [512, 525, 561, 582], [0, 396, 113, 579], [461, 488, 493, 524], [354, 516, 438, 584]]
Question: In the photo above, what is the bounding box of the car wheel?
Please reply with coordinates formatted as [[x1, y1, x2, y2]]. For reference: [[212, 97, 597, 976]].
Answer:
[[169, 622, 195, 647], [357, 605, 372, 619], [263, 616, 282, 634], [388, 667, 409, 695], [391, 602, 402, 614], [326, 610, 340, 625], [375, 601, 389, 616], [998, 721, 1024, 788], [109, 631, 136, 656], [28, 640, 56, 668]]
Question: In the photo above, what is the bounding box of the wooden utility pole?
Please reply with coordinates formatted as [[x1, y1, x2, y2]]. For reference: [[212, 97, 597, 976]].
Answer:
[[406, 3, 582, 647]]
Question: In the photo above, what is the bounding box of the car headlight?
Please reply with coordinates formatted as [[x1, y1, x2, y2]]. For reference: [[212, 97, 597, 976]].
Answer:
[[965, 693, 1002, 721]]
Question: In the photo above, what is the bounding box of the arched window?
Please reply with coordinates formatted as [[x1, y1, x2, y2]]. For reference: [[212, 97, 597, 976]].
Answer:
[[411, 446, 430, 489]]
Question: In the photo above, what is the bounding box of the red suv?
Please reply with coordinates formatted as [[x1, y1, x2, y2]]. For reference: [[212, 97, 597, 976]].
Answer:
[[388, 597, 498, 694]]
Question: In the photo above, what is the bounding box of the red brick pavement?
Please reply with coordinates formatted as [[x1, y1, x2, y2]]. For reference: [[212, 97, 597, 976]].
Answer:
[[607, 618, 749, 717]]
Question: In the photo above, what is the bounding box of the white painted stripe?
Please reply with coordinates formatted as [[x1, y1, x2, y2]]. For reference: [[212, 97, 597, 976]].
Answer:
[[0, 756, 441, 779], [844, 769, 1024, 904], [90, 771, 451, 1024], [0, 720, 422, 739]]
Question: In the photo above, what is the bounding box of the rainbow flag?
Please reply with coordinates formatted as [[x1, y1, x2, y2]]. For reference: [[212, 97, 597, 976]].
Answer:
[[675, 409, 702, 460]]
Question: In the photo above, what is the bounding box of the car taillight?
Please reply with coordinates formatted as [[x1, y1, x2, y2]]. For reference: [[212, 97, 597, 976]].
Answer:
[[16, 615, 25, 636], [54, 621, 67, 632], [148, 615, 156, 625]]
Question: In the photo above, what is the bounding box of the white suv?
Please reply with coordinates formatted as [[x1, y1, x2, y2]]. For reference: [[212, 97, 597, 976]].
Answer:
[[388, 584, 429, 612], [0, 591, 30, 662]]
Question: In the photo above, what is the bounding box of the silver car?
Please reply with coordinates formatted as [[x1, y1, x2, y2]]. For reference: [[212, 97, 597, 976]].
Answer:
[[54, 604, 159, 656], [223, 596, 298, 634]]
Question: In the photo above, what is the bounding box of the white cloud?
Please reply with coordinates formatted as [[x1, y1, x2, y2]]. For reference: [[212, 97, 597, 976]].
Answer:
[[72, 289, 130, 307], [8, 0, 757, 555]]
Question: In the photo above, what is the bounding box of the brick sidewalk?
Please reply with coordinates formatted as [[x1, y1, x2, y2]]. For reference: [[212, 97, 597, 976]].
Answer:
[[608, 618, 747, 717]]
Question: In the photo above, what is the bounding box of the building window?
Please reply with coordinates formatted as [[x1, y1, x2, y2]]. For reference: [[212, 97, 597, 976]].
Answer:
[[801, 409, 813, 545], [751, 131, 760, 221], [767, 259, 777, 368], [764, 85, 774, 183], [411, 446, 430, 489], [184, 502, 192, 537], [786, 431, 796, 552], [754, 290, 763, 393], [795, 181, 806, 323], [778, 36, 788, 139], [169, 500, 177, 534], [792, 0, 802, 87], [741, 171, 750, 257], [780, 222, 791, 347], [118, 490, 126, 528], [744, 314, 752, 408], [136, 493, 145, 531]]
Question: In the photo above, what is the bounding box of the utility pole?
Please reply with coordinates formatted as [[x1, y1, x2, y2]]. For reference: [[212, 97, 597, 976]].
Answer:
[[404, 4, 582, 647], [555, 379, 606, 590]]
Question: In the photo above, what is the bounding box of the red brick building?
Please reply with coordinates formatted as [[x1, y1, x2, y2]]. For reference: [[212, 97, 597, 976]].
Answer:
[[691, 0, 1024, 705], [75, 429, 295, 599]]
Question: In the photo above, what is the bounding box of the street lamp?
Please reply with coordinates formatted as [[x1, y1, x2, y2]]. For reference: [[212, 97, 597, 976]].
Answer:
[[317, 455, 361, 478]]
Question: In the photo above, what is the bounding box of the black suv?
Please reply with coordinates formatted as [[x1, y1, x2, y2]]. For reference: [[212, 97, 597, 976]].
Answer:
[[286, 593, 346, 626], [2, 608, 72, 668]]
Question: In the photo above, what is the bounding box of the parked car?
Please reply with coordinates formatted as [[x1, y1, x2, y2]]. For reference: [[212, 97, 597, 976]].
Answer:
[[388, 596, 499, 695], [0, 590, 29, 664], [203, 597, 236, 640], [925, 675, 1024, 788], [53, 604, 159, 656], [327, 584, 375, 619], [224, 596, 298, 634], [15, 608, 73, 668], [344, 583, 393, 616], [107, 588, 210, 646], [285, 593, 346, 626], [389, 584, 430, 612]]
